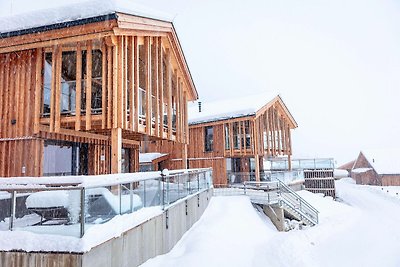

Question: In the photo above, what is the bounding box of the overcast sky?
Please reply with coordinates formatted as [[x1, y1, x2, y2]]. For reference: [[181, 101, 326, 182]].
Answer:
[[1, 0, 399, 165]]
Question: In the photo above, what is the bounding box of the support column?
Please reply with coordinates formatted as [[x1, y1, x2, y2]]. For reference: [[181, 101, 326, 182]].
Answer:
[[111, 128, 122, 173], [255, 155, 260, 182], [183, 143, 188, 169]]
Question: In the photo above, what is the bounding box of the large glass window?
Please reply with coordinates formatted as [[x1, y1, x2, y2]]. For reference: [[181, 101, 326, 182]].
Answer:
[[224, 124, 230, 150], [42, 45, 103, 116], [43, 141, 88, 176], [245, 121, 251, 149], [61, 51, 77, 114], [233, 122, 240, 149], [121, 148, 131, 173], [42, 53, 52, 115], [204, 126, 214, 152]]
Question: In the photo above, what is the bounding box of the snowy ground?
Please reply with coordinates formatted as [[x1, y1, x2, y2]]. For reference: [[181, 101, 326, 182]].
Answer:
[[141, 178, 400, 267]]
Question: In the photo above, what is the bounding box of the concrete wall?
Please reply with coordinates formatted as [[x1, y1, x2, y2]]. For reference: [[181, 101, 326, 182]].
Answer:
[[262, 204, 284, 231], [0, 189, 213, 267]]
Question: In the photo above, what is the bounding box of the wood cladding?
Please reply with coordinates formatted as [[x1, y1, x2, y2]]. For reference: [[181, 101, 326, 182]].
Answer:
[[0, 14, 196, 177], [0, 50, 37, 138]]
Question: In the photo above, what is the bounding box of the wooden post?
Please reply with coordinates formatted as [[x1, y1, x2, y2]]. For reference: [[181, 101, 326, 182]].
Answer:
[[33, 48, 43, 134], [133, 36, 139, 131], [111, 128, 122, 173], [54, 45, 62, 132], [101, 40, 107, 129], [144, 36, 152, 135], [75, 43, 82, 131], [255, 156, 260, 182], [166, 49, 172, 139], [158, 37, 164, 137], [86, 40, 92, 130]]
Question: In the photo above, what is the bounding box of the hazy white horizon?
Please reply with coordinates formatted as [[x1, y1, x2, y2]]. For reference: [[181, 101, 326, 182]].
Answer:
[[1, 0, 399, 165]]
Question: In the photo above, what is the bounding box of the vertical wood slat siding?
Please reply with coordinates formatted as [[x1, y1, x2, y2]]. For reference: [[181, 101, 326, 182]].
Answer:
[[0, 50, 37, 139], [0, 139, 42, 177]]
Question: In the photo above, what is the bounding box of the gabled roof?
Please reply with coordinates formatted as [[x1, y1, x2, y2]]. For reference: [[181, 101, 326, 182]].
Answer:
[[359, 149, 400, 175], [0, 0, 198, 101], [338, 160, 356, 170], [188, 92, 297, 127], [0, 0, 172, 36]]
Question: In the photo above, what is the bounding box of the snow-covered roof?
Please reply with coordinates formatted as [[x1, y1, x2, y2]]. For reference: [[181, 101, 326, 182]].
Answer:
[[351, 168, 373, 174], [188, 91, 279, 125], [360, 149, 400, 175], [139, 153, 168, 164], [0, 0, 173, 35]]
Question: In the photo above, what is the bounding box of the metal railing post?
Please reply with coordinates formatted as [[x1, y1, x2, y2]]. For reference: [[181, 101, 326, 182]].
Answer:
[[130, 182, 134, 213], [161, 173, 165, 210], [80, 188, 85, 238], [143, 180, 147, 207], [119, 184, 122, 214], [9, 191, 16, 231]]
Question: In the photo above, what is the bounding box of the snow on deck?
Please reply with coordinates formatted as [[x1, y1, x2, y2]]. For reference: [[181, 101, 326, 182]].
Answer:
[[139, 153, 168, 164], [0, 206, 162, 252], [361, 149, 400, 175], [188, 91, 279, 125], [0, 0, 173, 35], [142, 178, 400, 267]]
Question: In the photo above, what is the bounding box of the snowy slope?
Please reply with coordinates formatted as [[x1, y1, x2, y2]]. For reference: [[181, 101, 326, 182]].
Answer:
[[142, 178, 400, 267]]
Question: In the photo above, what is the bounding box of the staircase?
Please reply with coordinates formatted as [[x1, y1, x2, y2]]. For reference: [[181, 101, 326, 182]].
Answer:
[[215, 180, 319, 226]]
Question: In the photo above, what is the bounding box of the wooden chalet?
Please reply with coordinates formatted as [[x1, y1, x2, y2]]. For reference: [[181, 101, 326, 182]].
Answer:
[[0, 2, 197, 177], [146, 93, 298, 185], [351, 149, 400, 186]]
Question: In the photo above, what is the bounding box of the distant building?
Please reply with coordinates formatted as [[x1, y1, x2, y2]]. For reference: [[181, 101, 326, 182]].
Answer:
[[351, 149, 400, 186], [338, 160, 355, 174]]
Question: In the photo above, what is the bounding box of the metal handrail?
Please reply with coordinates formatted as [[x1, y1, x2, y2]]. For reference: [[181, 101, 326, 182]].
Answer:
[[243, 180, 319, 225]]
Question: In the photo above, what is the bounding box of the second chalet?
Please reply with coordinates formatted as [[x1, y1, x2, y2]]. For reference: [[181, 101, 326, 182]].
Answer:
[[147, 92, 298, 185]]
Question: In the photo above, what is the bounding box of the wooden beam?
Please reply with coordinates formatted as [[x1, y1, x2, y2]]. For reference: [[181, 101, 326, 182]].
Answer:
[[111, 128, 122, 173], [127, 36, 133, 130], [86, 40, 93, 130], [144, 36, 152, 135], [166, 49, 172, 139], [153, 37, 160, 138], [107, 44, 113, 129], [112, 40, 119, 128], [133, 36, 139, 132], [49, 47, 56, 131], [54, 46, 62, 132], [101, 40, 107, 129], [157, 37, 164, 137], [75, 43, 82, 131]]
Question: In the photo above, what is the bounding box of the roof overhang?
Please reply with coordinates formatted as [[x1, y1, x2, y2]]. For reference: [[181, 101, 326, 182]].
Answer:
[[0, 11, 198, 101], [255, 95, 298, 129]]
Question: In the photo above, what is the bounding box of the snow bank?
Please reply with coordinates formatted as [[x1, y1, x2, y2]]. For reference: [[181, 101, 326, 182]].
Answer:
[[142, 178, 400, 267], [26, 190, 69, 208], [139, 153, 168, 164], [0, 206, 162, 252]]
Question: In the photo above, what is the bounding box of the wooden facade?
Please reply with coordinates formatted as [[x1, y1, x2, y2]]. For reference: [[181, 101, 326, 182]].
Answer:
[[351, 151, 400, 186], [0, 13, 197, 177], [147, 95, 297, 185]]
